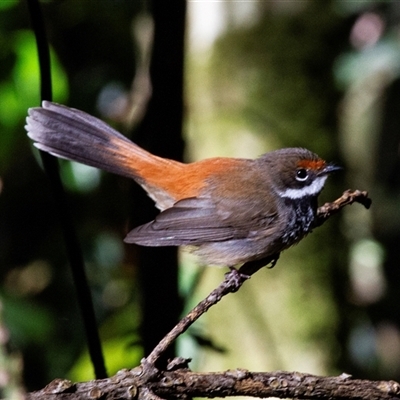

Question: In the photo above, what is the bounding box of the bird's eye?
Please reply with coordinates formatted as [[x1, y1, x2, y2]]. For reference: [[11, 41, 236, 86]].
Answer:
[[296, 168, 309, 182]]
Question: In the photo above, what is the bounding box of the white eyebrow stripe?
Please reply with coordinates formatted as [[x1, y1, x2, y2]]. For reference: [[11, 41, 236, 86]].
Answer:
[[277, 176, 328, 199]]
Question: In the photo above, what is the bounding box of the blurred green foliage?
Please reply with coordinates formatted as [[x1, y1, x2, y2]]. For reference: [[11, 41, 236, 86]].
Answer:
[[0, 29, 66, 170]]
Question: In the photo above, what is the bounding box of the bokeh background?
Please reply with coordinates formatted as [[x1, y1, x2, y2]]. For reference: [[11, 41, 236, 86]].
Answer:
[[0, 0, 399, 395]]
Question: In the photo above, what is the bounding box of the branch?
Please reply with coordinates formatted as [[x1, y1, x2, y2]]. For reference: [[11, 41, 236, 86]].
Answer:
[[314, 189, 371, 227], [27, 369, 400, 400]]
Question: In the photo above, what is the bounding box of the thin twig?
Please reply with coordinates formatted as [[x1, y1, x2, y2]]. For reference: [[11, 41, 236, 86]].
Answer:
[[145, 267, 252, 365], [314, 189, 371, 227]]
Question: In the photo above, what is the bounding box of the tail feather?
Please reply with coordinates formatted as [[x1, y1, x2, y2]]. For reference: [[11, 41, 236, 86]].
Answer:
[[26, 101, 159, 180]]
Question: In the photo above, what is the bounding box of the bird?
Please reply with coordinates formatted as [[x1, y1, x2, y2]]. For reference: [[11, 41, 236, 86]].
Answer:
[[25, 101, 340, 268]]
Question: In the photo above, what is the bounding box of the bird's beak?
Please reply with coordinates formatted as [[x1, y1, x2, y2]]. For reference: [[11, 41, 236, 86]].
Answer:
[[319, 163, 342, 176]]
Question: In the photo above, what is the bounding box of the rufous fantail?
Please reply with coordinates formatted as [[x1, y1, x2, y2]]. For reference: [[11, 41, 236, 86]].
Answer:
[[26, 101, 340, 267]]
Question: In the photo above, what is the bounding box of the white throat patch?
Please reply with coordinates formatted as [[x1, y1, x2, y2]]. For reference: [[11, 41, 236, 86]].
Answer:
[[278, 176, 328, 199]]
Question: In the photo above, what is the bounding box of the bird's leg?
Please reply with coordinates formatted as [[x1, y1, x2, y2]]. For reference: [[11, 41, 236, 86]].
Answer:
[[224, 253, 281, 291]]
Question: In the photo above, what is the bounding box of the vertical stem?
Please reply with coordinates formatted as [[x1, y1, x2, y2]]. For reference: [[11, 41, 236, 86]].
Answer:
[[26, 0, 107, 379]]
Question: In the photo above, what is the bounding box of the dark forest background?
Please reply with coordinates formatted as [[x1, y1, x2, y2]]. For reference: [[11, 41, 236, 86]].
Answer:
[[0, 0, 400, 395]]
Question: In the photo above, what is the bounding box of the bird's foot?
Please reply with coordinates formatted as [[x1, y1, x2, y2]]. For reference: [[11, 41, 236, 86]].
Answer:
[[224, 267, 250, 292]]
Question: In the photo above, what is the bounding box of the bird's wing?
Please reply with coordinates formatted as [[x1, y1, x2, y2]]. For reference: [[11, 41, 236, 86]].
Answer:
[[124, 196, 277, 246]]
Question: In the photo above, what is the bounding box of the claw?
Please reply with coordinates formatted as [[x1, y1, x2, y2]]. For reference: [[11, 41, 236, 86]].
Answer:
[[267, 253, 280, 269]]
